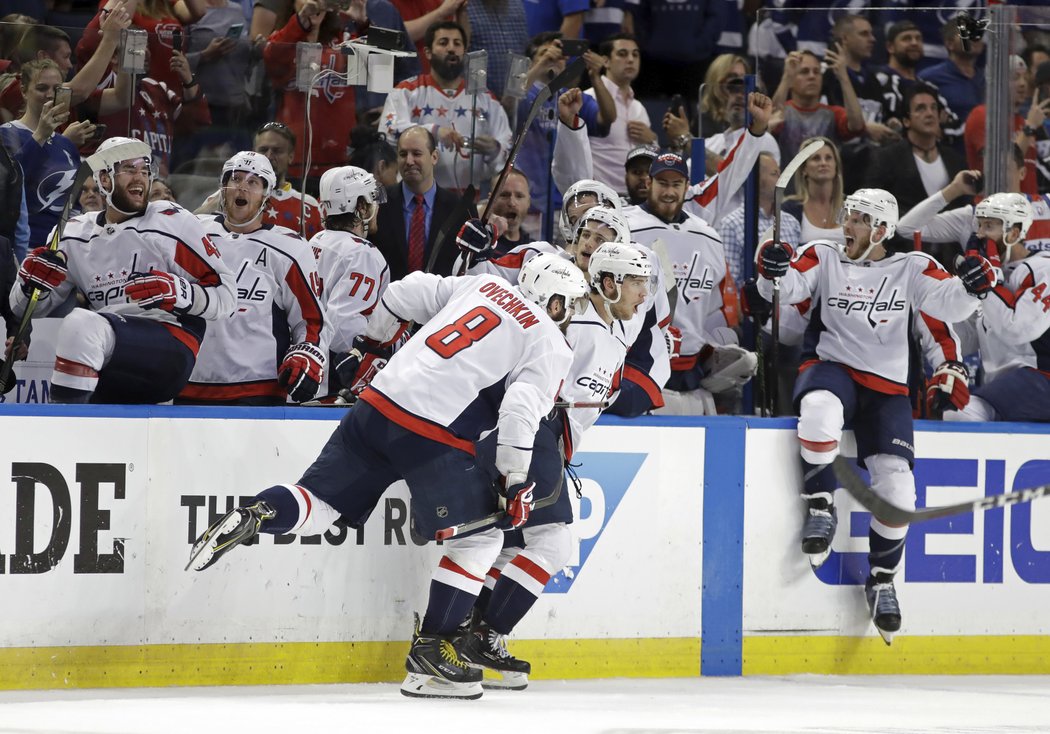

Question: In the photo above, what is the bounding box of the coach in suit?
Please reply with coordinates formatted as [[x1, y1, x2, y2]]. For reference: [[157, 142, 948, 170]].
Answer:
[[372, 125, 470, 280], [865, 83, 970, 219]]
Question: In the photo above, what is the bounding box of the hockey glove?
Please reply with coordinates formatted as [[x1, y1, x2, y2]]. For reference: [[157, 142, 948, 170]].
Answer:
[[664, 324, 683, 361], [926, 360, 970, 417], [964, 233, 1002, 268], [333, 335, 393, 388], [756, 240, 791, 280], [279, 342, 326, 403], [495, 473, 535, 530], [18, 247, 67, 295], [957, 254, 997, 299], [125, 271, 194, 312], [456, 218, 502, 259], [740, 278, 772, 324]]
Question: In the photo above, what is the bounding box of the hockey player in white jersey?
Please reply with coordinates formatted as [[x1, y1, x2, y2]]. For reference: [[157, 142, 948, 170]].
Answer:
[[310, 165, 391, 399], [463, 242, 652, 689], [10, 137, 236, 403], [178, 152, 325, 405], [186, 253, 586, 701], [942, 193, 1050, 422], [625, 151, 756, 415], [757, 188, 984, 644]]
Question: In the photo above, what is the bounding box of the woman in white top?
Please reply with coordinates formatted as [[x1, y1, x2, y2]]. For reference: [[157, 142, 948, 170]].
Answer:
[[782, 135, 846, 245]]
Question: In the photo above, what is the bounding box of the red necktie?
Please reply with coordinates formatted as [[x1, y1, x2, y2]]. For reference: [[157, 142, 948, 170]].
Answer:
[[408, 194, 425, 273]]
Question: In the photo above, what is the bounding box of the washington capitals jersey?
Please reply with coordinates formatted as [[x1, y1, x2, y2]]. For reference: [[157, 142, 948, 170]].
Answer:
[[10, 203, 236, 351], [267, 184, 323, 240], [626, 204, 731, 359], [362, 272, 573, 460], [312, 228, 390, 355], [561, 300, 628, 457], [759, 241, 979, 394], [971, 252, 1050, 380], [178, 219, 323, 401], [898, 192, 1050, 255], [380, 74, 513, 191]]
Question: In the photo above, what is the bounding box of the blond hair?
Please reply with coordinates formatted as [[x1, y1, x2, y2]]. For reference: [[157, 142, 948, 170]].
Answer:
[[785, 136, 844, 213], [699, 53, 748, 128]]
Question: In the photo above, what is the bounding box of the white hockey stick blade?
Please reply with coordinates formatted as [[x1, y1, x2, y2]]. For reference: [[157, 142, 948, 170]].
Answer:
[[832, 456, 1050, 525], [776, 139, 825, 192]]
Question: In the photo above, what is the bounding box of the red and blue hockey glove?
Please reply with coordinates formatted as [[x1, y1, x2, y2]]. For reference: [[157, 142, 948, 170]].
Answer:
[[18, 247, 67, 295], [125, 270, 194, 312], [958, 254, 997, 298], [664, 324, 682, 361], [334, 334, 393, 391], [926, 360, 970, 417], [756, 240, 791, 280], [456, 218, 502, 259], [496, 473, 535, 530], [279, 342, 326, 402]]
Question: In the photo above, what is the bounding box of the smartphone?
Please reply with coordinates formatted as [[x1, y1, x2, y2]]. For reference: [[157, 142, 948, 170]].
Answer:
[[90, 123, 108, 142], [171, 27, 183, 52], [559, 38, 590, 57], [669, 93, 686, 117], [964, 172, 984, 191], [323, 0, 351, 10], [225, 23, 243, 39], [52, 86, 72, 111]]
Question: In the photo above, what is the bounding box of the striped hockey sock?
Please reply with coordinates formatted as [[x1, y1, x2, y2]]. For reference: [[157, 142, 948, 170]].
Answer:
[[483, 552, 551, 636]]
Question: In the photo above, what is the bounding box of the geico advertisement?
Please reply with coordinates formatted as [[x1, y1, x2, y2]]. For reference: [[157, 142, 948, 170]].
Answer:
[[743, 428, 1050, 637], [2, 417, 703, 646]]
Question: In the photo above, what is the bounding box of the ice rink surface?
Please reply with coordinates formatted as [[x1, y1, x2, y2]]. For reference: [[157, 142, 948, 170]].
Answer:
[[1, 676, 1048, 734]]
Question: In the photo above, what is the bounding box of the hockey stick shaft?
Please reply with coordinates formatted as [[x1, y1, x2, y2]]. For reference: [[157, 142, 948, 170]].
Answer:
[[832, 456, 1050, 525], [0, 161, 92, 394], [435, 472, 565, 541]]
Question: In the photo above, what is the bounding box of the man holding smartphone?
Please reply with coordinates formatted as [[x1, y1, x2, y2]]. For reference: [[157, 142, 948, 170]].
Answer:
[[184, 1, 252, 130]]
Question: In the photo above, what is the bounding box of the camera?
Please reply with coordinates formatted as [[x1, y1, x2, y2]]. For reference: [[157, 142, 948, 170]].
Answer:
[[956, 11, 989, 42]]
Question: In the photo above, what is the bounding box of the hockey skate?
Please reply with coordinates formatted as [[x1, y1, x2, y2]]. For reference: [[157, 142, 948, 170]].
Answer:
[[460, 620, 531, 691], [801, 500, 837, 570], [865, 573, 902, 645], [401, 616, 483, 700], [185, 501, 275, 572]]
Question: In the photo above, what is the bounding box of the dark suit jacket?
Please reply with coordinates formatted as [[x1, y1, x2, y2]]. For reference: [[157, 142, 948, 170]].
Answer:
[[371, 183, 470, 281], [865, 138, 971, 218]]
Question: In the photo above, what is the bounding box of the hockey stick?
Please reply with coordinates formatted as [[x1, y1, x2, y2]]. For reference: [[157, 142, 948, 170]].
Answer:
[[832, 456, 1050, 525], [767, 139, 824, 416], [435, 468, 565, 541], [0, 161, 93, 395]]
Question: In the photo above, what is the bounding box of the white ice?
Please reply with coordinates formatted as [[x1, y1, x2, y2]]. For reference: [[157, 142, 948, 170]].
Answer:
[[1, 676, 1049, 734]]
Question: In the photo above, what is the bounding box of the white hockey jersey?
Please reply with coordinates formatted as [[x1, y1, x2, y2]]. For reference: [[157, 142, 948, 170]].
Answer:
[[311, 228, 390, 355], [380, 74, 513, 191], [758, 241, 979, 393], [897, 191, 1050, 255], [968, 251, 1050, 380], [10, 202, 236, 352], [361, 273, 573, 467], [625, 204, 731, 359], [560, 300, 629, 457], [179, 219, 324, 401]]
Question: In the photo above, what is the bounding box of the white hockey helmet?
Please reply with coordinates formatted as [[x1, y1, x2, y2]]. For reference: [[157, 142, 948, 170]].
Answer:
[[572, 205, 631, 248], [838, 188, 898, 256], [560, 179, 622, 241], [86, 137, 155, 214], [974, 192, 1033, 253], [219, 151, 277, 225], [518, 252, 589, 325], [318, 166, 387, 227], [588, 241, 653, 308]]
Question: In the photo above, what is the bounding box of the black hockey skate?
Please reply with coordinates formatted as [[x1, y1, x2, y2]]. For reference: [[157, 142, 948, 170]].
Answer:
[[460, 620, 531, 691], [865, 573, 902, 645], [185, 501, 275, 572], [801, 499, 837, 570], [401, 615, 483, 700]]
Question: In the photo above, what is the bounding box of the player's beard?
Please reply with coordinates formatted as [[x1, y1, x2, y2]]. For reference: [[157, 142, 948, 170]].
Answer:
[[111, 181, 150, 215]]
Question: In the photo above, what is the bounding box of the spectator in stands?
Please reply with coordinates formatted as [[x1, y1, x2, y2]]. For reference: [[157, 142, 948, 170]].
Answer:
[[79, 176, 105, 212], [466, 0, 528, 99], [149, 177, 176, 202], [390, 0, 468, 73], [185, 0, 253, 133], [586, 32, 654, 195], [0, 138, 22, 355], [524, 0, 587, 39], [250, 0, 292, 40], [631, 0, 727, 103], [919, 17, 985, 137], [1, 60, 95, 259], [79, 0, 206, 96], [770, 49, 866, 165], [1022, 44, 1050, 94], [1027, 61, 1050, 194], [515, 31, 613, 241], [370, 124, 469, 279], [380, 21, 512, 193], [487, 167, 533, 252], [719, 151, 800, 284], [264, 0, 356, 186], [349, 126, 398, 189], [623, 143, 657, 206], [582, 0, 635, 46], [0, 14, 37, 72], [866, 83, 969, 219], [781, 136, 845, 246]]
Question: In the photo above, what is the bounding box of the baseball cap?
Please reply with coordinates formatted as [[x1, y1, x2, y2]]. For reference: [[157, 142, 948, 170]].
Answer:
[[625, 144, 659, 169], [649, 152, 689, 178], [886, 20, 919, 45]]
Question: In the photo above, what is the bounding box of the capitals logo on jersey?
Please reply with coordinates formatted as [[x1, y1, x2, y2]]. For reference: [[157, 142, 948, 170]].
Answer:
[[85, 252, 146, 307], [673, 252, 716, 303], [575, 364, 616, 400], [826, 276, 906, 328]]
